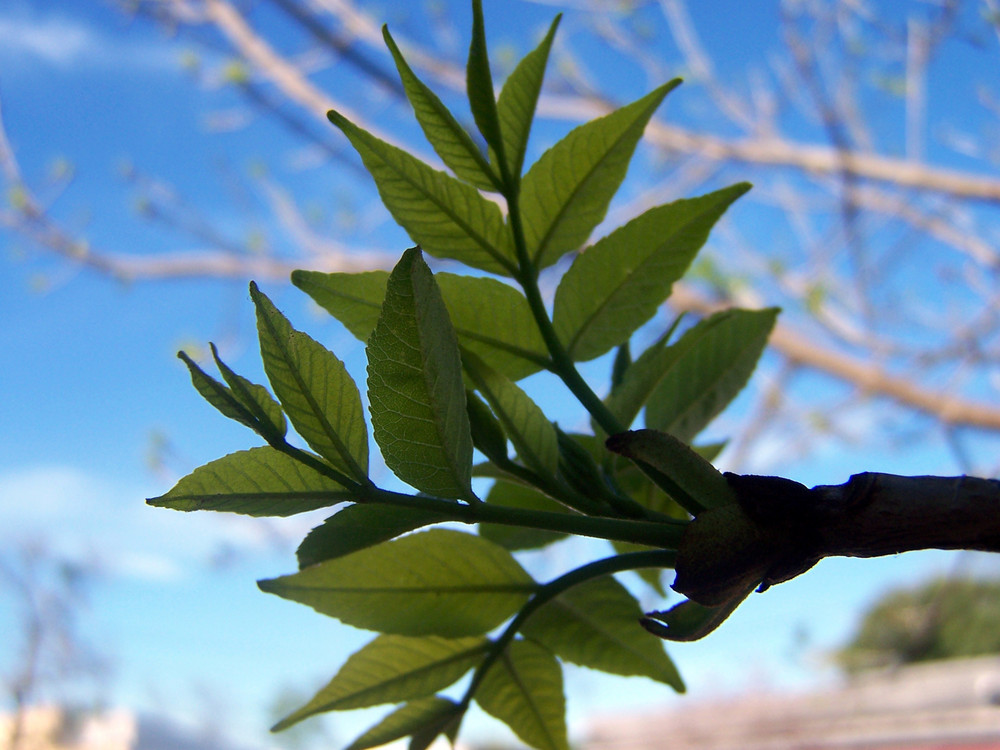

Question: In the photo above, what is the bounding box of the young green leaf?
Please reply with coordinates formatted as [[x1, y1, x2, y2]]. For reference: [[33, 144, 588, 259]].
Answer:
[[437, 273, 550, 380], [605, 429, 735, 511], [177, 350, 269, 435], [520, 80, 681, 270], [296, 504, 455, 569], [521, 576, 684, 690], [344, 697, 462, 750], [147, 446, 349, 516], [466, 0, 504, 168], [645, 307, 778, 442], [466, 390, 509, 463], [463, 352, 558, 477], [328, 111, 516, 275], [553, 184, 752, 362], [367, 248, 475, 500], [641, 592, 751, 643], [292, 270, 389, 343], [479, 481, 568, 551], [295, 270, 549, 380], [383, 26, 499, 191], [251, 283, 369, 480], [272, 634, 489, 731], [495, 14, 561, 181], [475, 639, 568, 750], [209, 343, 288, 440], [259, 529, 536, 637], [606, 308, 777, 434]]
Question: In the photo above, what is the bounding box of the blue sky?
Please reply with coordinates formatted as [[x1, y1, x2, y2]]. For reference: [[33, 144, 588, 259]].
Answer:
[[2, 1, 1000, 749]]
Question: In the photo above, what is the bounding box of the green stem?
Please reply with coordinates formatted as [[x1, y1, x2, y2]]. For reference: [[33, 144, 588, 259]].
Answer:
[[459, 549, 677, 711], [363, 486, 686, 549]]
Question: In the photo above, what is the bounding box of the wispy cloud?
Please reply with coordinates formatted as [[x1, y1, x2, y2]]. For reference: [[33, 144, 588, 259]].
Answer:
[[0, 10, 177, 75], [0, 465, 320, 583]]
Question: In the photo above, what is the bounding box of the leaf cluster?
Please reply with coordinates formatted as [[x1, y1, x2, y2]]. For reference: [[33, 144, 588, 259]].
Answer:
[[149, 4, 777, 749]]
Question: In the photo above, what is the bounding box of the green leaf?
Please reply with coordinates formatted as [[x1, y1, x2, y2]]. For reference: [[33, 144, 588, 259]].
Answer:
[[367, 249, 474, 500], [148, 446, 348, 516], [259, 529, 536, 637], [210, 343, 287, 440], [479, 481, 568, 551], [295, 270, 549, 380], [520, 80, 680, 270], [296, 504, 454, 568], [328, 111, 515, 275], [345, 697, 462, 750], [605, 429, 735, 511], [292, 270, 388, 343], [177, 350, 266, 435], [641, 592, 750, 643], [466, 390, 509, 464], [645, 308, 778, 442], [438, 273, 549, 379], [463, 352, 558, 477], [520, 576, 684, 690], [466, 0, 504, 165], [251, 283, 369, 479], [273, 635, 489, 730], [383, 26, 498, 191], [475, 639, 568, 750], [553, 184, 751, 362], [496, 14, 560, 181]]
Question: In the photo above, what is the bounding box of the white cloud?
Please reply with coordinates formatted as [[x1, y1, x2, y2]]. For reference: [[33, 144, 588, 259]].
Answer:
[[0, 465, 318, 584], [0, 11, 177, 74]]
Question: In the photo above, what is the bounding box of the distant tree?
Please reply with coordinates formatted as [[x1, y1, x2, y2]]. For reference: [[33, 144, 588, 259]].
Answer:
[[837, 577, 1000, 674]]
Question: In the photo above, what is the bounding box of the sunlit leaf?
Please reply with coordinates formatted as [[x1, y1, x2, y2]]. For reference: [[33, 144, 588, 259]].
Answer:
[[148, 446, 348, 516], [259, 529, 536, 637], [521, 576, 684, 690], [251, 283, 369, 479], [210, 343, 288, 439], [463, 352, 558, 476], [644, 308, 778, 442], [520, 81, 680, 270], [367, 248, 474, 500], [344, 697, 462, 750], [273, 634, 488, 730], [295, 270, 549, 380], [328, 111, 515, 275], [178, 350, 266, 435], [466, 0, 504, 164], [496, 14, 560, 180], [384, 26, 498, 191], [553, 185, 751, 362], [605, 429, 735, 511], [475, 639, 568, 750], [292, 270, 388, 343], [296, 504, 453, 568]]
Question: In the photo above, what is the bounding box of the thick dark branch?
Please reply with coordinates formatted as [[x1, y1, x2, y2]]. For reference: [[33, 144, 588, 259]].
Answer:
[[673, 471, 1000, 607]]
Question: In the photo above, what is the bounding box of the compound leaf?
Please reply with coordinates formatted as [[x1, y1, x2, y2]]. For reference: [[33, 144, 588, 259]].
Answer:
[[148, 446, 348, 516], [553, 184, 751, 362], [329, 111, 515, 275], [210, 343, 288, 440], [479, 481, 568, 551], [367, 248, 474, 500], [521, 576, 684, 690], [273, 634, 488, 730], [384, 26, 498, 191], [475, 639, 568, 750], [520, 81, 680, 270], [259, 529, 536, 637], [296, 504, 454, 569], [251, 283, 369, 480]]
